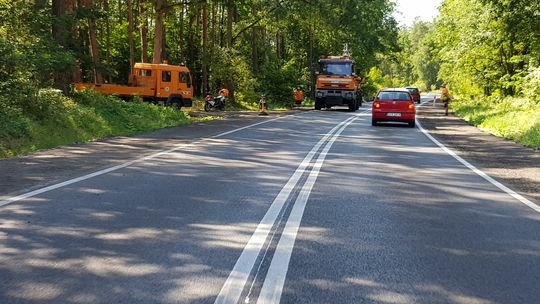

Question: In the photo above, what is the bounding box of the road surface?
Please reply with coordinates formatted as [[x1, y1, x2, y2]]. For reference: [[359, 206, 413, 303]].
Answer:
[[1, 98, 539, 304]]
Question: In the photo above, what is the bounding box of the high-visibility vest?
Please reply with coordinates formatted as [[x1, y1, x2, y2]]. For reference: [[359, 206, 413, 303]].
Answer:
[[294, 90, 304, 101], [441, 87, 450, 101]]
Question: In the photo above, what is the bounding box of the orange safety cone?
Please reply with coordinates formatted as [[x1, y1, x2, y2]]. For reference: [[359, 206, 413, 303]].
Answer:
[[259, 95, 269, 116]]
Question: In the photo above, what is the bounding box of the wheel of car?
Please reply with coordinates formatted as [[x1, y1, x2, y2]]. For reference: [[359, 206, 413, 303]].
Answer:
[[408, 120, 416, 128], [372, 119, 378, 126]]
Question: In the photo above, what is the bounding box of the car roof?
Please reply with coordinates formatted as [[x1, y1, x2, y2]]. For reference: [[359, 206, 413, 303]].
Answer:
[[379, 88, 410, 93], [404, 86, 418, 89]]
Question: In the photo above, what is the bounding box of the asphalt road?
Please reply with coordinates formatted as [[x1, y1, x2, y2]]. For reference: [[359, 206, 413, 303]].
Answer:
[[1, 99, 539, 304]]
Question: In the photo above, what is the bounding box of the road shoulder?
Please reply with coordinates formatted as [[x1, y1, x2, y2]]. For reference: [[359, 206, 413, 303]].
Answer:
[[417, 102, 540, 203], [0, 112, 297, 200]]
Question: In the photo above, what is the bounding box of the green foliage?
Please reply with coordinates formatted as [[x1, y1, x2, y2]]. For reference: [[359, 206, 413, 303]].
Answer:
[[260, 61, 302, 106], [0, 89, 193, 159], [452, 96, 540, 148]]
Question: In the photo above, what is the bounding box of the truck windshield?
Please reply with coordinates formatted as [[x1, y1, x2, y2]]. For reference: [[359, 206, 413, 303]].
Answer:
[[320, 63, 353, 76]]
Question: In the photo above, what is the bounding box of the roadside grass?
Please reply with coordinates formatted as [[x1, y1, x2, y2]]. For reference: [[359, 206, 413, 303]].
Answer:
[[0, 89, 204, 159], [452, 96, 540, 149]]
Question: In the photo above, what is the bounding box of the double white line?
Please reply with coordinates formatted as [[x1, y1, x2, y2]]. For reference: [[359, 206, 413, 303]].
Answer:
[[215, 113, 362, 304]]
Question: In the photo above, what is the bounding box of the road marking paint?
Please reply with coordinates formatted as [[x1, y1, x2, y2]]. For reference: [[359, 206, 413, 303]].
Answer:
[[0, 115, 291, 208], [256, 116, 358, 304], [415, 119, 540, 213], [214, 115, 357, 304]]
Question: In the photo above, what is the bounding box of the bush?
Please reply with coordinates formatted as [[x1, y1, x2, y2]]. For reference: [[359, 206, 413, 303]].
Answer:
[[0, 88, 194, 159], [260, 61, 301, 107], [452, 96, 540, 148]]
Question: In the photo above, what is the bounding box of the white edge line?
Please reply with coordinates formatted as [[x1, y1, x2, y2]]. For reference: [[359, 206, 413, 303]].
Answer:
[[213, 115, 357, 304], [415, 119, 540, 213], [256, 116, 358, 304], [0, 115, 290, 208]]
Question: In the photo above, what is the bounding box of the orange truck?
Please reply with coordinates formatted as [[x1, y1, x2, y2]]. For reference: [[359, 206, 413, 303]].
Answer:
[[75, 62, 193, 109], [315, 48, 363, 111]]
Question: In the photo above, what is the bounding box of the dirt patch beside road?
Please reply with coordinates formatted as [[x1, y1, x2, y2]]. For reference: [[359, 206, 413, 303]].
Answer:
[[417, 101, 540, 204]]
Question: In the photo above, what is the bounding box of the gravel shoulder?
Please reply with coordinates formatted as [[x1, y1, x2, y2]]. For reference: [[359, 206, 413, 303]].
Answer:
[[417, 100, 540, 204]]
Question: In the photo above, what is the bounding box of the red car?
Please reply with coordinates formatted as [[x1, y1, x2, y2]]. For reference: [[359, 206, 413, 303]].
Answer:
[[405, 86, 421, 103], [372, 88, 416, 127]]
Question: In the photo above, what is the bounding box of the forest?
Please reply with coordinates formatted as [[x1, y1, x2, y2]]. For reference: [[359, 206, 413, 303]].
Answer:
[[0, 0, 539, 157], [0, 0, 397, 102]]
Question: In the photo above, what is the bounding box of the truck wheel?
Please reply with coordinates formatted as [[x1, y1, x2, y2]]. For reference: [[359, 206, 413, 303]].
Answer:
[[172, 101, 181, 110], [315, 99, 323, 110], [348, 102, 356, 112]]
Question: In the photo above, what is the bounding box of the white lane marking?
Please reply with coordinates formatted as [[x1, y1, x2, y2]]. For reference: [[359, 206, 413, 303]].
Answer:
[[415, 119, 540, 213], [256, 116, 358, 304], [214, 115, 357, 304], [0, 116, 291, 208]]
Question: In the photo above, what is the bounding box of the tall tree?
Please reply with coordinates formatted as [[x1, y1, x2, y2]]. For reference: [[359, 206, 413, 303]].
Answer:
[[202, 0, 209, 92], [152, 0, 166, 64], [127, 0, 135, 71], [81, 0, 103, 84]]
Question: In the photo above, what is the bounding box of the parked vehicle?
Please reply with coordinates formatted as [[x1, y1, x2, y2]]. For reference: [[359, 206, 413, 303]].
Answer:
[[315, 45, 363, 111], [405, 86, 421, 103], [372, 88, 416, 127], [75, 61, 193, 109], [204, 91, 226, 112]]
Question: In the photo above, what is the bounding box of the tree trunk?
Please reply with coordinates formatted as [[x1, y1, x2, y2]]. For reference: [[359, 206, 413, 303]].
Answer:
[[251, 6, 259, 75], [219, 2, 225, 47], [103, 0, 112, 82], [52, 0, 78, 90], [152, 0, 165, 64], [140, 0, 149, 63], [202, 0, 209, 92], [226, 0, 233, 47], [81, 0, 103, 84], [88, 17, 103, 83], [178, 3, 184, 63], [188, 3, 196, 93], [128, 0, 135, 71]]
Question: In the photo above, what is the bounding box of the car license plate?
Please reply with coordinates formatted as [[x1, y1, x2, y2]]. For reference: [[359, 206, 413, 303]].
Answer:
[[387, 113, 401, 117]]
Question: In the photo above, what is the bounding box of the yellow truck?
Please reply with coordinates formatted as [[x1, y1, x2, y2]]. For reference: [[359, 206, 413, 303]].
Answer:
[[75, 62, 193, 109]]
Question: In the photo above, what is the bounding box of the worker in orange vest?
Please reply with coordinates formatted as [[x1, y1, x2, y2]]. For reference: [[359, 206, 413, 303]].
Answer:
[[293, 87, 304, 108], [219, 88, 229, 97]]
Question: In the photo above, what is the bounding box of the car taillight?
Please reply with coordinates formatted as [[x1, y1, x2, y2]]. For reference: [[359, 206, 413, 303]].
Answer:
[[374, 103, 381, 108], [408, 103, 415, 110]]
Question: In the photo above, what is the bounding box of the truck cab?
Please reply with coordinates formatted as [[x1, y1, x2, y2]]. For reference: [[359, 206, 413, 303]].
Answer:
[[75, 62, 193, 109], [315, 57, 362, 111]]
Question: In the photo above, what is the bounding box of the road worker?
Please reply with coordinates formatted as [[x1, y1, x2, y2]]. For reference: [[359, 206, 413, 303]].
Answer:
[[440, 84, 452, 116], [293, 87, 304, 108], [219, 88, 229, 98]]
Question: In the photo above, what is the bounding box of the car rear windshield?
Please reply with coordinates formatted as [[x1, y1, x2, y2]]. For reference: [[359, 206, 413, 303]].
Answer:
[[378, 92, 411, 100], [406, 88, 419, 93]]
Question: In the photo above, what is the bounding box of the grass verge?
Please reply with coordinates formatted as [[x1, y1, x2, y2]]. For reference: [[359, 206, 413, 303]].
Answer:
[[451, 96, 540, 149], [0, 89, 204, 159]]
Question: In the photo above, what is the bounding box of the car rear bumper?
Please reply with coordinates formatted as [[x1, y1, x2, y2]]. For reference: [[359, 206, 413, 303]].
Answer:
[[372, 111, 415, 121]]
